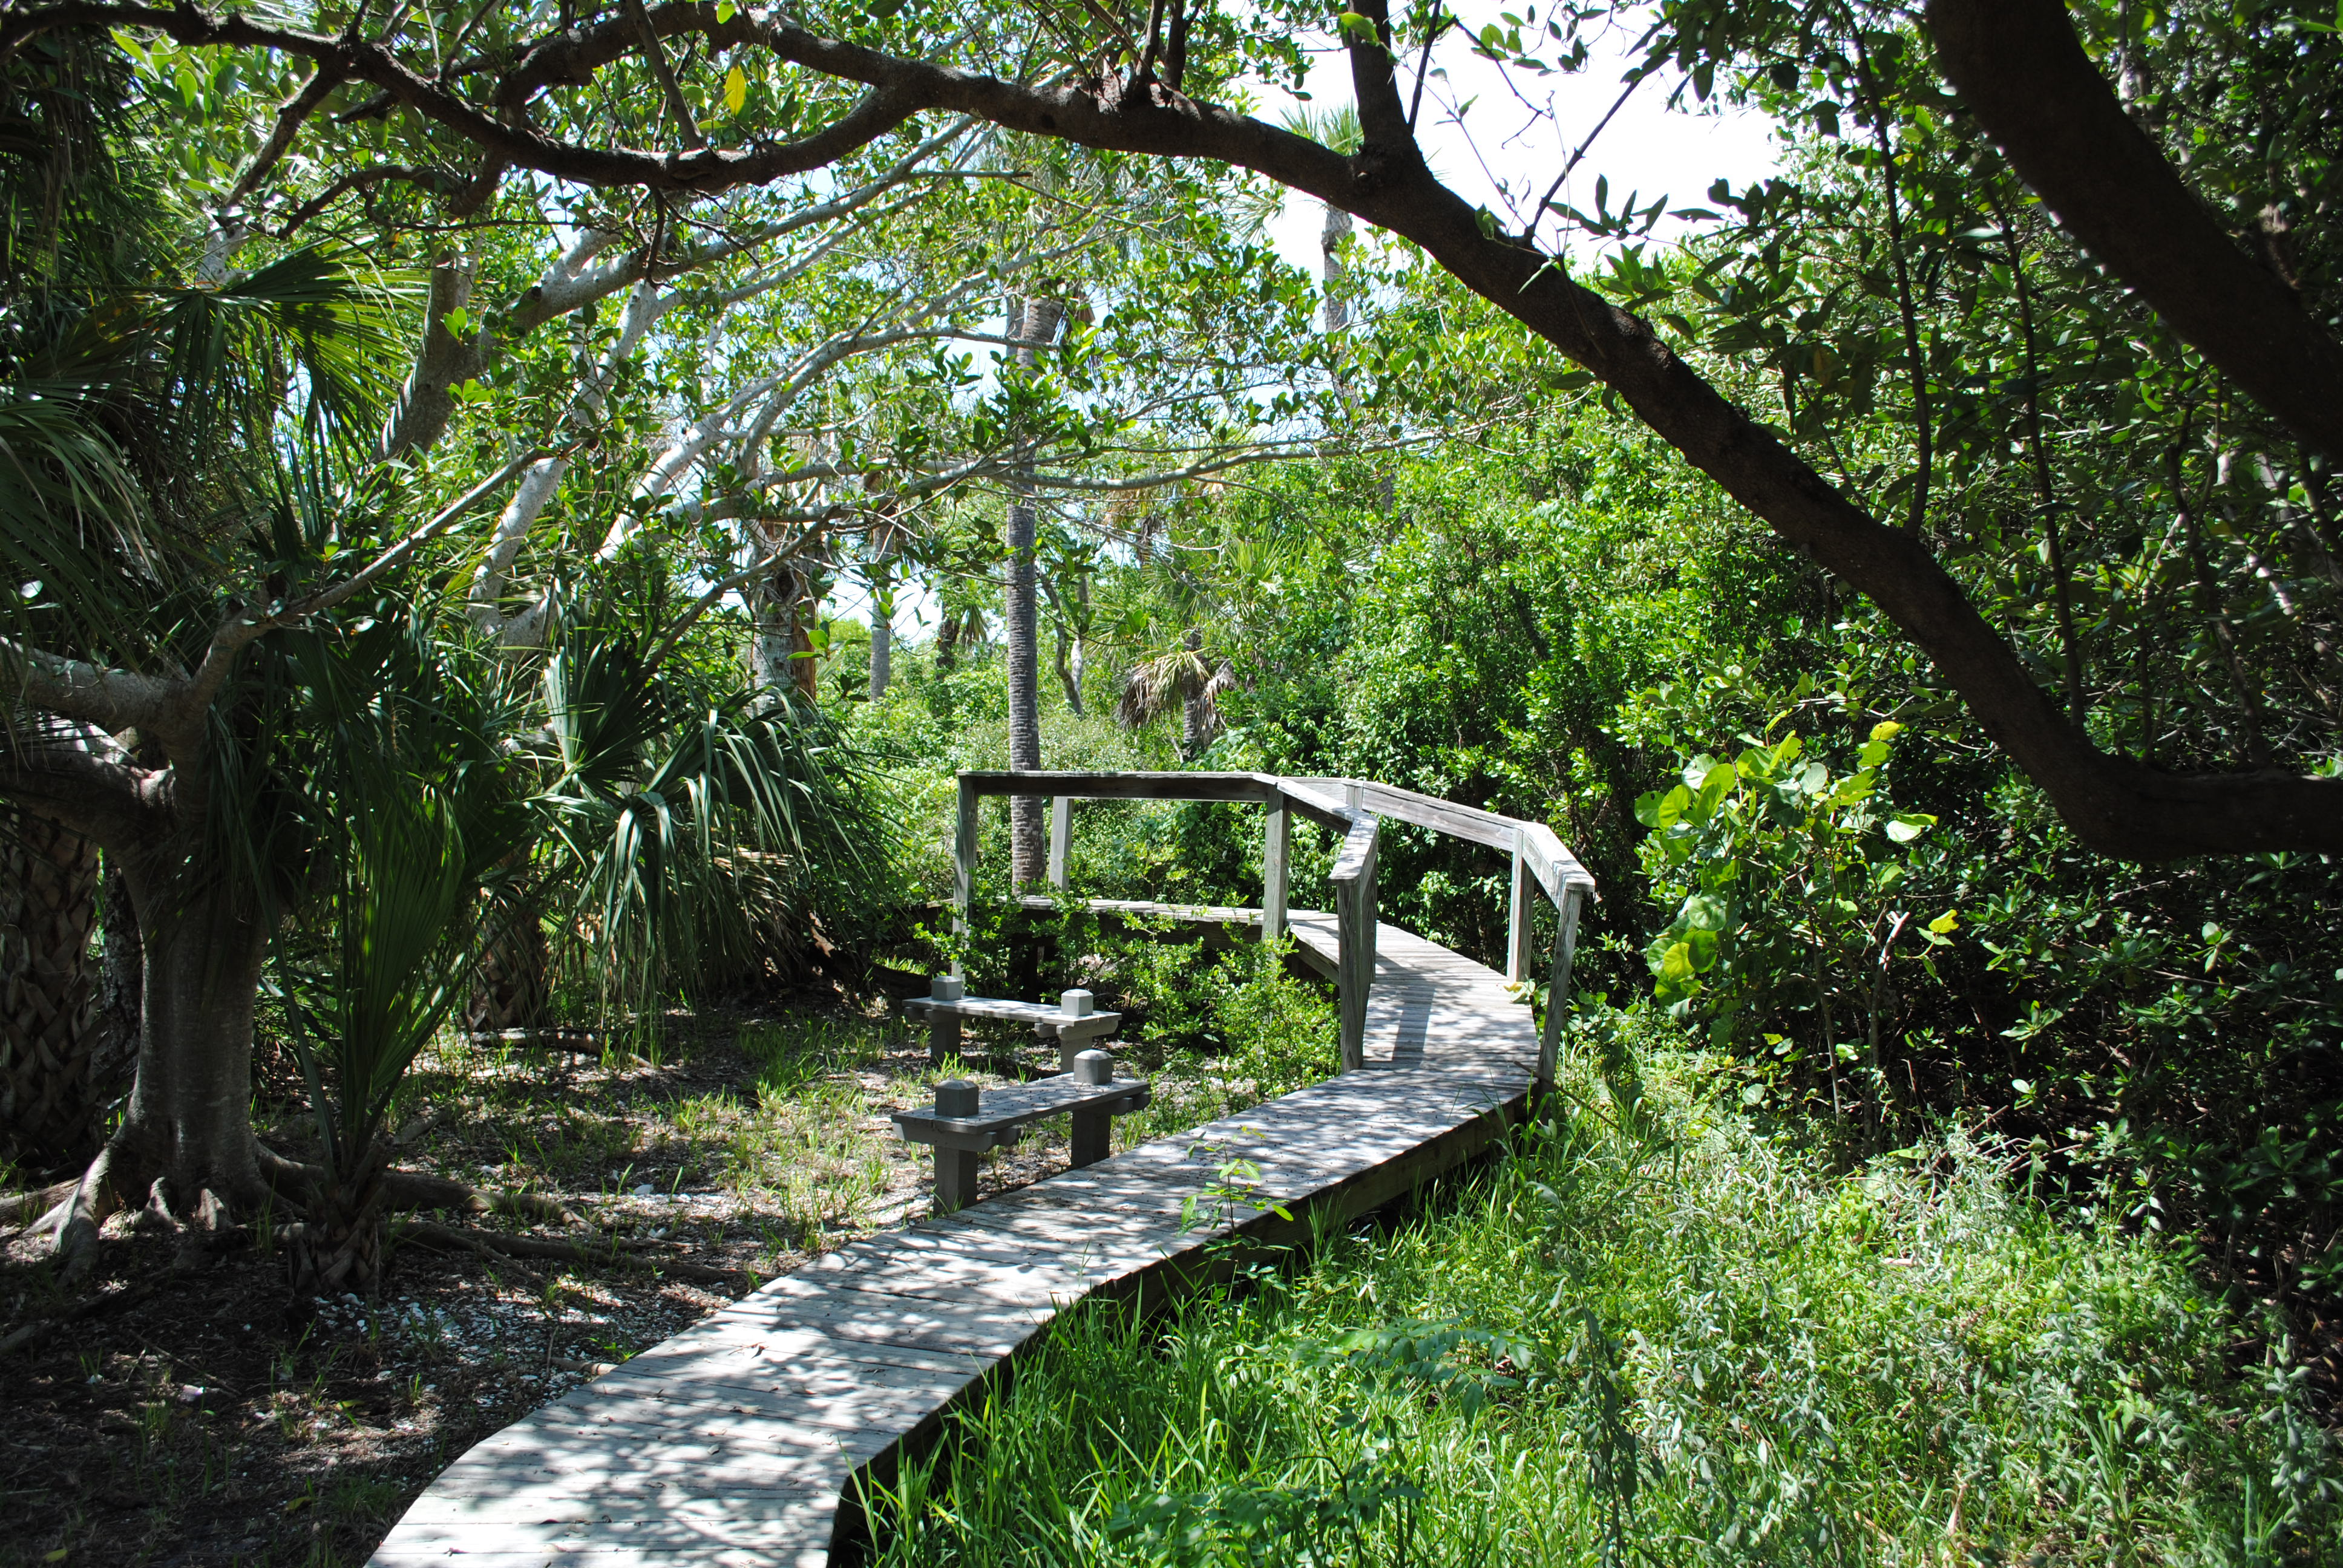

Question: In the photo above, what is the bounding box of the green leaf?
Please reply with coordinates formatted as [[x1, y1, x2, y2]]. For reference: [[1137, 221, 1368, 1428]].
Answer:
[[1681, 892, 1729, 933], [1885, 812, 1936, 843], [1337, 11, 1378, 45]]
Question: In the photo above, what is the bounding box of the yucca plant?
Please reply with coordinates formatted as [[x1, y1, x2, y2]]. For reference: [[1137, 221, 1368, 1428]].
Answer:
[[273, 608, 526, 1296]]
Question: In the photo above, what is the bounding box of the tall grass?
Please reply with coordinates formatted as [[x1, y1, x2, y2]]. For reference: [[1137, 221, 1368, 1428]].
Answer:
[[865, 1021, 2339, 1565]]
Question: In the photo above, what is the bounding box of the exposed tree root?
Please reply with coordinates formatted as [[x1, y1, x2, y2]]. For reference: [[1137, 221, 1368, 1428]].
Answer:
[[255, 1145, 577, 1224], [392, 1219, 741, 1284], [1, 1179, 77, 1234], [46, 1135, 584, 1284], [380, 1170, 577, 1224]]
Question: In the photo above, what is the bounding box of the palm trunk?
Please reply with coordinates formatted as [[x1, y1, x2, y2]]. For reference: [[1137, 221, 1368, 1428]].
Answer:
[[1179, 627, 1209, 760], [0, 813, 103, 1172], [1005, 295, 1064, 886]]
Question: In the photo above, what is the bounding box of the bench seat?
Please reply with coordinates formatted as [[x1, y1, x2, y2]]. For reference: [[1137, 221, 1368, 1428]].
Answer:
[[891, 1056, 1152, 1212], [903, 982, 1120, 1069]]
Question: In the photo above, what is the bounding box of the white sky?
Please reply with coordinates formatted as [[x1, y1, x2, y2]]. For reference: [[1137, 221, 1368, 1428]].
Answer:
[[830, 12, 1784, 641]]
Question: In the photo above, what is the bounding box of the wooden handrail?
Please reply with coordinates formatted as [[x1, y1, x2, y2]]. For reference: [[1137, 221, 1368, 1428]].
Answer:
[[951, 769, 1593, 1090]]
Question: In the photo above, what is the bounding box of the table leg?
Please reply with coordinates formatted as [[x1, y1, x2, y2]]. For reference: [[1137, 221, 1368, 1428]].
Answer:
[[1069, 1111, 1112, 1169], [934, 1146, 981, 1212]]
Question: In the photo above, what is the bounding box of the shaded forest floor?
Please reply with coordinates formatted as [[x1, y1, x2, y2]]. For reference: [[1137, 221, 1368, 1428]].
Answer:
[[0, 982, 1291, 1567]]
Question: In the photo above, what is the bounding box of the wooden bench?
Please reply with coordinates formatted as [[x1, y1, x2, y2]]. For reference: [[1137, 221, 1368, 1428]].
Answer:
[[902, 981, 1121, 1070], [890, 1050, 1152, 1212]]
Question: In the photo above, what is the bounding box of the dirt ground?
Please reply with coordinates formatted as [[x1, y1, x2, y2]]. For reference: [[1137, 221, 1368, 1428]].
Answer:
[[0, 991, 1225, 1568]]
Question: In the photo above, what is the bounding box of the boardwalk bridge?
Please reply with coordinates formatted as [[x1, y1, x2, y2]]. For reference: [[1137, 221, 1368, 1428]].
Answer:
[[369, 771, 1593, 1566]]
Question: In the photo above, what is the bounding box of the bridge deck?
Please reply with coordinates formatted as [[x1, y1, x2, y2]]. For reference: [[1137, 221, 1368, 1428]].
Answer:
[[368, 910, 1537, 1566]]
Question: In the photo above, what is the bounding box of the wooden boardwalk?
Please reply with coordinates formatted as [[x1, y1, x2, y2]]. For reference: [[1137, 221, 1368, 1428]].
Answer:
[[368, 910, 1541, 1566]]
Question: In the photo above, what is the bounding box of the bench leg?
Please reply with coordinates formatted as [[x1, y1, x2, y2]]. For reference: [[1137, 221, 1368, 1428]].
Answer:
[[1069, 1111, 1112, 1169], [934, 1147, 981, 1212], [928, 1013, 962, 1067]]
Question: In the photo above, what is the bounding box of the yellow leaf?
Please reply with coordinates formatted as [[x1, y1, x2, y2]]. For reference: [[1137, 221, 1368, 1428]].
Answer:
[[1928, 909, 1959, 935], [1869, 720, 1902, 743], [724, 65, 746, 115]]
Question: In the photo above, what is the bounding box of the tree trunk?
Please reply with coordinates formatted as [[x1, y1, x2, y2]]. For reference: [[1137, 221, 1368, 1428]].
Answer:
[[749, 562, 817, 702], [869, 613, 892, 701], [465, 886, 549, 1035], [1005, 295, 1065, 886], [289, 1145, 390, 1298], [935, 607, 962, 672], [91, 857, 141, 1113], [1321, 201, 1351, 334], [0, 813, 102, 1174], [58, 866, 275, 1276], [1055, 619, 1086, 716]]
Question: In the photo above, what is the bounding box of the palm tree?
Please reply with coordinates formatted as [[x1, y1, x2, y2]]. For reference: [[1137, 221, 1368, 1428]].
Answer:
[[1119, 628, 1234, 760]]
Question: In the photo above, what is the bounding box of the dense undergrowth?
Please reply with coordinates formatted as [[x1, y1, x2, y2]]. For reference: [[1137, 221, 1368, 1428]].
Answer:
[[867, 1015, 2340, 1566]]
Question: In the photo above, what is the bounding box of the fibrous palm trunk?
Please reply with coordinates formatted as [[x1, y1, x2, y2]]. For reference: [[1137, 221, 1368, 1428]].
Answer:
[[289, 1148, 390, 1297], [0, 813, 102, 1173], [749, 561, 819, 702]]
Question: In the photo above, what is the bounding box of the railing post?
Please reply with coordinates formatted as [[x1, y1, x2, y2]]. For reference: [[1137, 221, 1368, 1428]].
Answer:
[[1047, 795, 1072, 889], [1261, 800, 1289, 946], [952, 774, 978, 979], [1536, 885, 1584, 1097], [1332, 812, 1378, 1073], [1507, 833, 1534, 985]]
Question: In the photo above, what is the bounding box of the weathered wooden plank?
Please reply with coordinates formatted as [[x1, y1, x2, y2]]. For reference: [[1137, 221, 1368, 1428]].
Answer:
[[617, 1322, 989, 1381]]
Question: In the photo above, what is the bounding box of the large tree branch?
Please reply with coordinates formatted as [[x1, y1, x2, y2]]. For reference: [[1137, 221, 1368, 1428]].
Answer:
[[0, 719, 163, 851], [1925, 0, 2343, 460], [710, 2, 2338, 857], [0, 641, 190, 746], [4, 4, 922, 196]]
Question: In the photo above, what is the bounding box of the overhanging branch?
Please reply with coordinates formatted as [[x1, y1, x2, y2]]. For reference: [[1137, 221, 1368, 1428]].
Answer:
[[1925, 0, 2343, 460]]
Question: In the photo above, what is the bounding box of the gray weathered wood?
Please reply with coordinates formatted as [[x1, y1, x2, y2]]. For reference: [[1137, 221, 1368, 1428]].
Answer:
[[1262, 802, 1289, 947], [1047, 795, 1071, 887], [1507, 838, 1535, 986], [951, 776, 978, 978], [893, 1072, 1151, 1214], [1537, 884, 1585, 1096], [905, 987, 1119, 1069], [1330, 814, 1380, 1073], [960, 769, 1277, 803], [891, 1073, 1152, 1148]]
